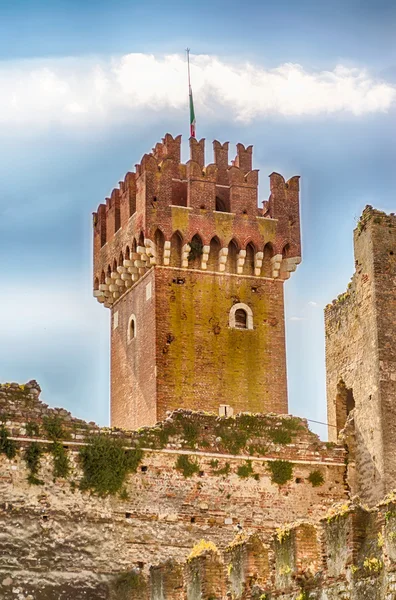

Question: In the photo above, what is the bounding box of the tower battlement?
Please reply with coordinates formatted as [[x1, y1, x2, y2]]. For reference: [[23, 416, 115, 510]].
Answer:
[[93, 134, 301, 308], [92, 133, 302, 429]]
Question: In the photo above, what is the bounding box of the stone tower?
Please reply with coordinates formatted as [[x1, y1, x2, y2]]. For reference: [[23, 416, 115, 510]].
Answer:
[[325, 206, 396, 505], [93, 134, 302, 429]]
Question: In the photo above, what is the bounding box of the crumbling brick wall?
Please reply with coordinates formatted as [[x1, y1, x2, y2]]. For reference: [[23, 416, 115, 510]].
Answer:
[[325, 207, 396, 506], [0, 383, 346, 598]]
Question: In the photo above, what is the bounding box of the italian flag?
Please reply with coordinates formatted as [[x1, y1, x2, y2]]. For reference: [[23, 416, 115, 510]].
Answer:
[[189, 86, 196, 138]]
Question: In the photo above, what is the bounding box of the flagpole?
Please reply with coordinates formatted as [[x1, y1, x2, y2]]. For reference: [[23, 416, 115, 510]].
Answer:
[[186, 48, 191, 90], [186, 48, 196, 138]]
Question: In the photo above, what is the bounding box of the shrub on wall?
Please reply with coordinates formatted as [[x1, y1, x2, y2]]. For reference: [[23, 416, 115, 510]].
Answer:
[[24, 442, 44, 485], [268, 460, 293, 485], [176, 454, 200, 478], [79, 435, 143, 496], [0, 423, 17, 459], [308, 470, 324, 487]]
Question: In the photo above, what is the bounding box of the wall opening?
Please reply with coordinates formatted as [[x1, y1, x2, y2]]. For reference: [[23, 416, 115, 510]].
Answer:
[[207, 236, 221, 270], [127, 315, 137, 343], [227, 239, 239, 274], [244, 242, 255, 276], [335, 379, 355, 436], [262, 243, 274, 277], [188, 234, 203, 269], [154, 229, 165, 265], [170, 231, 183, 268]]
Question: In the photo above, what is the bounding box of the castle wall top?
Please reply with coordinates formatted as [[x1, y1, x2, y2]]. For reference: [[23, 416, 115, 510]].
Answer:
[[92, 133, 302, 307]]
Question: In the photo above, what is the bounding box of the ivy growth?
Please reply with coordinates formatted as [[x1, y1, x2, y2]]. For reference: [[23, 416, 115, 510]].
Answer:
[[52, 442, 70, 479], [24, 442, 44, 485], [0, 424, 17, 459], [176, 454, 200, 478], [267, 460, 293, 485], [79, 435, 143, 496], [43, 415, 66, 441]]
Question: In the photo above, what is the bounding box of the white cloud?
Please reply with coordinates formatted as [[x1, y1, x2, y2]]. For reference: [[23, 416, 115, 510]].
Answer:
[[0, 53, 394, 130], [308, 301, 318, 307], [289, 316, 307, 322]]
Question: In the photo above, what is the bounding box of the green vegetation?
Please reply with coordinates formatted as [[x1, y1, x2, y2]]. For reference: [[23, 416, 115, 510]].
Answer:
[[0, 424, 17, 459], [307, 470, 324, 487], [79, 435, 143, 496], [176, 454, 200, 478], [213, 462, 230, 476], [237, 460, 259, 480], [52, 442, 70, 479], [267, 460, 293, 485], [24, 442, 44, 485], [25, 421, 40, 437], [43, 415, 66, 441]]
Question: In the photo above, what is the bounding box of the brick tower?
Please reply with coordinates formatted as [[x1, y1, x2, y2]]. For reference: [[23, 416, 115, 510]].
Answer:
[[93, 134, 301, 429], [325, 207, 396, 505]]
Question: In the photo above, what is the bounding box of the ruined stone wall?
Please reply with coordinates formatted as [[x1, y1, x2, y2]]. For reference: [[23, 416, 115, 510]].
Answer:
[[325, 207, 396, 506], [0, 383, 346, 599]]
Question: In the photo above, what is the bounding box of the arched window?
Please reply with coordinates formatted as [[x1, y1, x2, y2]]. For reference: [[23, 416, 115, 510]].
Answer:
[[262, 243, 274, 277], [138, 231, 145, 247], [207, 236, 221, 271], [112, 259, 117, 273], [244, 242, 255, 276], [125, 246, 130, 261], [132, 238, 137, 254], [188, 234, 203, 269], [94, 277, 99, 291], [154, 229, 165, 265], [127, 315, 137, 343], [100, 271, 106, 284], [118, 251, 124, 267], [226, 240, 238, 274], [170, 231, 183, 268], [229, 303, 253, 330]]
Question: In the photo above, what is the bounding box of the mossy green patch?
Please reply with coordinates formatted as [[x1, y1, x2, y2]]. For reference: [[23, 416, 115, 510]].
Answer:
[[114, 569, 147, 600], [52, 442, 70, 479], [43, 415, 67, 441]]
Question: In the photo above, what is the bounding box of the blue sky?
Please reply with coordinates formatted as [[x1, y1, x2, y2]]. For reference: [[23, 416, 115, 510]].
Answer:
[[1, 0, 395, 438]]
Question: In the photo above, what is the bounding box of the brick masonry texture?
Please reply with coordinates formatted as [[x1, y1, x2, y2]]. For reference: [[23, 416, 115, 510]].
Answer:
[[0, 383, 347, 598], [325, 207, 396, 507], [93, 133, 302, 429]]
